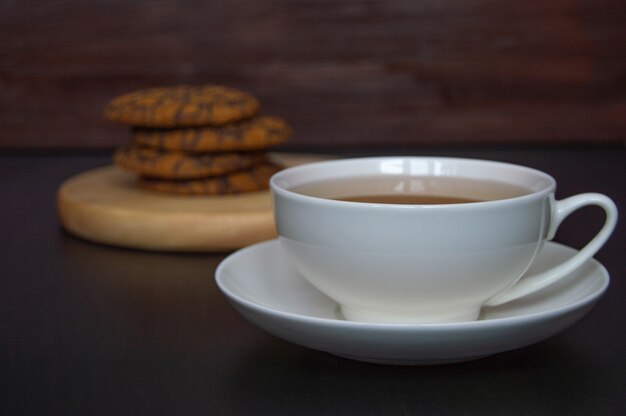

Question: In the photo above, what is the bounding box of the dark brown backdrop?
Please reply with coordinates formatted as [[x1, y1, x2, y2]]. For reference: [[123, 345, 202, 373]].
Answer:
[[1, 0, 625, 150]]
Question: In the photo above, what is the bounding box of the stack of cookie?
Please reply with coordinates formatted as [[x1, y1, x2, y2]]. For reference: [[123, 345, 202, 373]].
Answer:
[[104, 85, 291, 195]]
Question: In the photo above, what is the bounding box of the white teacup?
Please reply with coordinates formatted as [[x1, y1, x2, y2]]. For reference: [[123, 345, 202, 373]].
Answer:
[[270, 157, 618, 324]]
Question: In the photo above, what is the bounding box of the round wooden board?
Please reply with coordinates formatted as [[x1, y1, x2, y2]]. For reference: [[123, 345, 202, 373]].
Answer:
[[57, 153, 330, 252]]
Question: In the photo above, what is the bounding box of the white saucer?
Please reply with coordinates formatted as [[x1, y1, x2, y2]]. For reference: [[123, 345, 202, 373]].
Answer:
[[215, 240, 609, 365]]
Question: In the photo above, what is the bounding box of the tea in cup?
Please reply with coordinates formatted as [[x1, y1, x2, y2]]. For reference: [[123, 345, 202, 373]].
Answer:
[[270, 157, 617, 324]]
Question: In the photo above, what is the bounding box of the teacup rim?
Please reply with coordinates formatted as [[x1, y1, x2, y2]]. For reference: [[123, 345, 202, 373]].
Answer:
[[270, 156, 557, 209]]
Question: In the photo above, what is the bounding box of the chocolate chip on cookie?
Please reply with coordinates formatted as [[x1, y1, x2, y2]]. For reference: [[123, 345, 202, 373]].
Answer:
[[114, 145, 268, 179], [104, 85, 260, 128], [131, 115, 291, 153], [136, 162, 282, 195]]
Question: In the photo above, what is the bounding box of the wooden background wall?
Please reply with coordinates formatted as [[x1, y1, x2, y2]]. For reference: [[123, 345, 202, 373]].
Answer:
[[1, 0, 625, 150]]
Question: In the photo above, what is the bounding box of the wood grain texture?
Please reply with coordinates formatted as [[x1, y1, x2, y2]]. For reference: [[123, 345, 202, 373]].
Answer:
[[1, 0, 625, 149]]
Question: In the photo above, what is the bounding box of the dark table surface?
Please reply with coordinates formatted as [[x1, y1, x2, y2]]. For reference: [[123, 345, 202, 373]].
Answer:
[[1, 147, 625, 415]]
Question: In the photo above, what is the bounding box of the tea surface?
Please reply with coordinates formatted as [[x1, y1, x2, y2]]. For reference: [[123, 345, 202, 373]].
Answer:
[[335, 194, 482, 204], [290, 175, 531, 204]]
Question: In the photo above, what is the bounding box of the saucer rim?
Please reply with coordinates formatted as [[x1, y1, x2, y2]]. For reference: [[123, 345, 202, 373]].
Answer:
[[215, 239, 609, 330]]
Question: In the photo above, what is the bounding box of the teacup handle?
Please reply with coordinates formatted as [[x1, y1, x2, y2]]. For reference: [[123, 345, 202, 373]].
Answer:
[[484, 193, 618, 307]]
